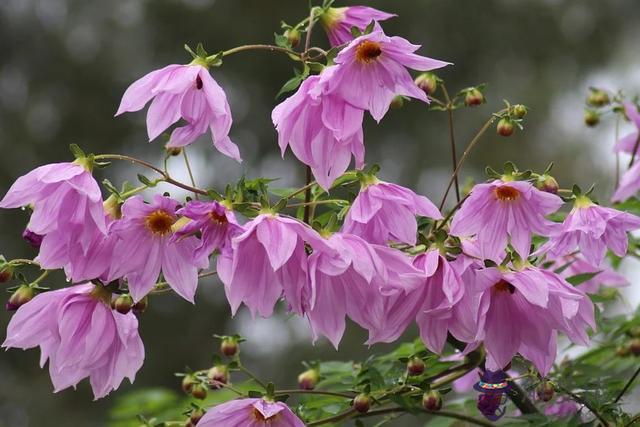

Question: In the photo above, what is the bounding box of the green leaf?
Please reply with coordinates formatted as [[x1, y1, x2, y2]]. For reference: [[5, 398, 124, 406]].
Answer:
[[69, 143, 86, 159], [350, 26, 362, 38], [276, 74, 304, 99], [364, 20, 376, 35], [137, 174, 155, 187], [565, 271, 601, 286], [274, 32, 291, 49], [195, 42, 208, 58]]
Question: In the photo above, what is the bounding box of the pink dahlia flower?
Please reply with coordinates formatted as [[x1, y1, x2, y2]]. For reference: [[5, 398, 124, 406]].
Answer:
[[173, 200, 243, 259], [537, 197, 640, 266], [108, 195, 208, 303], [306, 233, 423, 348], [316, 29, 450, 121], [613, 102, 640, 155], [342, 178, 442, 245], [450, 180, 563, 262], [546, 254, 628, 295], [474, 266, 595, 375], [272, 75, 365, 191], [319, 6, 396, 47], [198, 398, 304, 427], [116, 63, 240, 161], [0, 162, 106, 251], [217, 214, 329, 318], [2, 283, 144, 399]]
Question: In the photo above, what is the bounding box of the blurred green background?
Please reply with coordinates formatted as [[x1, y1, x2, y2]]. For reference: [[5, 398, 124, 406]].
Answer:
[[1, 0, 640, 425]]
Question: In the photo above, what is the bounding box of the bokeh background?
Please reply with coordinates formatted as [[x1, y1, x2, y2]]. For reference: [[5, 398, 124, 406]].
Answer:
[[1, 0, 640, 425]]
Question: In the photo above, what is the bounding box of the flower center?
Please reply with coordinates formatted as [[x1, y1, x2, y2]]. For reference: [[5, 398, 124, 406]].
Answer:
[[494, 185, 520, 201], [196, 76, 203, 90], [356, 40, 382, 63], [251, 408, 278, 422], [209, 210, 228, 224], [145, 210, 176, 235], [493, 279, 515, 294]]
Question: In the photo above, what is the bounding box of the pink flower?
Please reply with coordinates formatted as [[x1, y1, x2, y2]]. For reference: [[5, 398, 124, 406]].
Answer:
[[173, 200, 243, 259], [0, 162, 106, 252], [450, 180, 563, 262], [342, 178, 442, 245], [613, 102, 640, 155], [108, 195, 208, 303], [546, 254, 628, 294], [544, 397, 580, 418], [474, 266, 595, 375], [217, 214, 329, 318], [306, 233, 423, 348], [319, 6, 396, 47], [537, 197, 640, 266], [116, 63, 240, 161], [198, 398, 304, 426], [613, 160, 640, 202], [316, 29, 450, 121], [272, 75, 365, 191], [2, 283, 144, 399]]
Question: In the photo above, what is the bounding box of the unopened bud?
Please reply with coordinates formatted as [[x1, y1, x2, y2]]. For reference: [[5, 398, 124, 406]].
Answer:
[[630, 326, 640, 338], [390, 95, 404, 110], [584, 109, 599, 127], [616, 344, 631, 357], [536, 174, 559, 194], [132, 296, 148, 314], [297, 368, 320, 390], [191, 383, 208, 400], [220, 337, 239, 357], [353, 393, 371, 413], [512, 104, 528, 119], [0, 266, 13, 283], [207, 365, 229, 389], [166, 146, 183, 156], [182, 374, 197, 394], [587, 89, 610, 107], [407, 357, 425, 376], [536, 381, 555, 402], [190, 408, 205, 425], [415, 72, 438, 95], [113, 294, 133, 314], [497, 118, 515, 137], [422, 390, 443, 411], [7, 285, 35, 311], [284, 28, 301, 48], [464, 88, 485, 106], [630, 338, 640, 356], [22, 229, 43, 249]]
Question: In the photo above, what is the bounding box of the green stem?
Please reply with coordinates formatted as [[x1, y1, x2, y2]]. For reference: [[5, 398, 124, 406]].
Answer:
[[221, 44, 301, 59], [182, 148, 199, 200], [354, 407, 495, 427], [307, 408, 357, 426], [120, 185, 148, 199], [30, 270, 50, 286], [629, 134, 640, 168], [614, 364, 640, 403], [152, 271, 216, 294], [557, 386, 609, 427], [237, 364, 268, 390], [274, 389, 354, 399], [9, 259, 41, 268], [289, 199, 347, 208], [303, 166, 313, 224], [441, 83, 460, 203]]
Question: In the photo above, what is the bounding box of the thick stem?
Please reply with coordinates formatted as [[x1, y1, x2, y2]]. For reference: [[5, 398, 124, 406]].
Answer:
[[441, 84, 460, 203]]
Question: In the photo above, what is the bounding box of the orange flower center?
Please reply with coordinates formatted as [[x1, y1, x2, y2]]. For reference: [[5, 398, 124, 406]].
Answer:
[[145, 210, 175, 235], [494, 185, 520, 201], [355, 40, 382, 63], [251, 408, 279, 422], [209, 210, 228, 224], [493, 279, 516, 294]]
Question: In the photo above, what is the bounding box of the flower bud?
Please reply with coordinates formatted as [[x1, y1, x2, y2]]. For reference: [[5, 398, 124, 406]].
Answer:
[[390, 95, 404, 110], [207, 365, 229, 389], [536, 174, 559, 194], [415, 72, 438, 95], [630, 338, 640, 356], [536, 381, 555, 402], [422, 390, 443, 411], [587, 89, 610, 107], [353, 393, 371, 413], [132, 296, 148, 314], [220, 337, 239, 357], [584, 109, 599, 127], [190, 408, 205, 425], [497, 118, 515, 137], [616, 344, 631, 357], [182, 374, 197, 394], [464, 88, 485, 106], [297, 368, 320, 390], [22, 228, 44, 249], [166, 146, 183, 156], [284, 28, 301, 48], [512, 104, 528, 119], [113, 294, 133, 314], [0, 266, 13, 283], [7, 285, 35, 311], [407, 357, 425, 376], [630, 326, 640, 338], [191, 383, 208, 400]]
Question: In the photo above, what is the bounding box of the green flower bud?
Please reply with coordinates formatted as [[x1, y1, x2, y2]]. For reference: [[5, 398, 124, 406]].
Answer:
[[422, 390, 443, 411]]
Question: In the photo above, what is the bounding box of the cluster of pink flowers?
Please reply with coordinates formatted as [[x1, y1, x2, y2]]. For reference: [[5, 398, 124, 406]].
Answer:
[[1, 3, 639, 425]]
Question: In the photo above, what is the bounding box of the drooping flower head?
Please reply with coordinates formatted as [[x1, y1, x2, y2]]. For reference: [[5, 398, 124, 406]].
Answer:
[[342, 177, 442, 245], [198, 398, 305, 427], [315, 28, 450, 122], [272, 75, 365, 191], [474, 266, 595, 375], [546, 253, 628, 295], [450, 180, 563, 262], [613, 102, 640, 155], [612, 160, 640, 202], [217, 214, 330, 318], [108, 195, 208, 303], [537, 196, 640, 266], [319, 6, 396, 47], [0, 162, 106, 252], [116, 63, 240, 161], [2, 283, 144, 400], [173, 200, 243, 259]]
